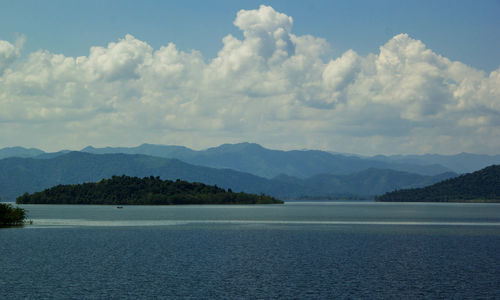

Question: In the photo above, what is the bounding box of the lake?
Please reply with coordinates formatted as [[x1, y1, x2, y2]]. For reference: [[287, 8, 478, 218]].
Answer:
[[1, 202, 500, 299]]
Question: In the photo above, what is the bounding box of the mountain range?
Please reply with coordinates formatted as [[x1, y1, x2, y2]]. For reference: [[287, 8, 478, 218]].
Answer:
[[0, 147, 45, 159], [2, 142, 499, 201], [3, 143, 499, 177], [0, 151, 455, 201], [79, 143, 453, 178]]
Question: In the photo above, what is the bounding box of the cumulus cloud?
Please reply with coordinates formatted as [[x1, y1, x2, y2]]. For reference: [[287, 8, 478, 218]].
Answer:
[[80, 34, 153, 82], [0, 40, 20, 74], [234, 5, 294, 60], [0, 5, 499, 155]]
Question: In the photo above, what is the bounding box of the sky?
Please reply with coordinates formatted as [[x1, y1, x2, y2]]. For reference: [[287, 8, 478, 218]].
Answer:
[[0, 0, 499, 155]]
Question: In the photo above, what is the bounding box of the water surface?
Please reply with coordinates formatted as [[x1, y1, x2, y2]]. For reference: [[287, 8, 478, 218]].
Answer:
[[1, 202, 499, 299]]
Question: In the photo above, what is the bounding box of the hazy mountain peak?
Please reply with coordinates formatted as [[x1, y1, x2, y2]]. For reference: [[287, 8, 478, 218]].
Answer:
[[81, 145, 97, 151], [0, 146, 45, 159], [205, 142, 266, 153]]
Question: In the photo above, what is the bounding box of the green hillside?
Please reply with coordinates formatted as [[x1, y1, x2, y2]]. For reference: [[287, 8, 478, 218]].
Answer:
[[16, 175, 282, 205], [376, 165, 500, 202]]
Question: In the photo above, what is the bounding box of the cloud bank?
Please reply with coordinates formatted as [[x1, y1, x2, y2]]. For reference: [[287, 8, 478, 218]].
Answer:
[[0, 5, 499, 154]]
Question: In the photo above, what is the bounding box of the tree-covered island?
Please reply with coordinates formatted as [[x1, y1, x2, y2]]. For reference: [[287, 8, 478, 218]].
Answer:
[[16, 175, 283, 205], [0, 203, 26, 226]]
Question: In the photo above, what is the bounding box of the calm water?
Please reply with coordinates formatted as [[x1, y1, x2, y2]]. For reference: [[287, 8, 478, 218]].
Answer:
[[1, 202, 500, 299]]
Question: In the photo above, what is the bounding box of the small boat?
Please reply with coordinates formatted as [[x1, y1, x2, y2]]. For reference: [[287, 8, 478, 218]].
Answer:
[[116, 206, 123, 209]]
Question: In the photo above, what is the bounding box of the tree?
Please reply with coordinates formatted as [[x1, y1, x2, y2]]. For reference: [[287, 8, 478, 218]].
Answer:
[[0, 203, 26, 226]]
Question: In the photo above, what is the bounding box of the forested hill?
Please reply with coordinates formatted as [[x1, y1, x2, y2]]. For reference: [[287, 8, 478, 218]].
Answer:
[[16, 175, 282, 205], [376, 165, 500, 202]]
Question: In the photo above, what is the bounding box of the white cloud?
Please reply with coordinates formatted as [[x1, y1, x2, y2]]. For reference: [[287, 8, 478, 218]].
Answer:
[[0, 40, 20, 74], [234, 5, 294, 61], [79, 34, 153, 82], [0, 6, 499, 155]]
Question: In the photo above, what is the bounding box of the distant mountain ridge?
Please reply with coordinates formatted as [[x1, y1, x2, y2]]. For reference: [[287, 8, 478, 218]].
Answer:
[[3, 143, 499, 179], [79, 143, 452, 177], [2, 143, 498, 178], [5, 143, 499, 177], [371, 153, 500, 174], [0, 152, 454, 201], [0, 147, 45, 159]]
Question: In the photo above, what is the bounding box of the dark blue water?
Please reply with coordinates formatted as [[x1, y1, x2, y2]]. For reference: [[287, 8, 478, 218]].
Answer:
[[1, 202, 500, 299]]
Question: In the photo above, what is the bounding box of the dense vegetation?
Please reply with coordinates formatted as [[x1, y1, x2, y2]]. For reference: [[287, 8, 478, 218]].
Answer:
[[0, 203, 26, 226], [376, 165, 500, 202], [16, 175, 283, 205]]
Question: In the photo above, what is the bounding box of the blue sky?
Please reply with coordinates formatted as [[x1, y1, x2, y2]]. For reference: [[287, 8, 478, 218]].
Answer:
[[0, 1, 499, 154], [2, 0, 499, 70]]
